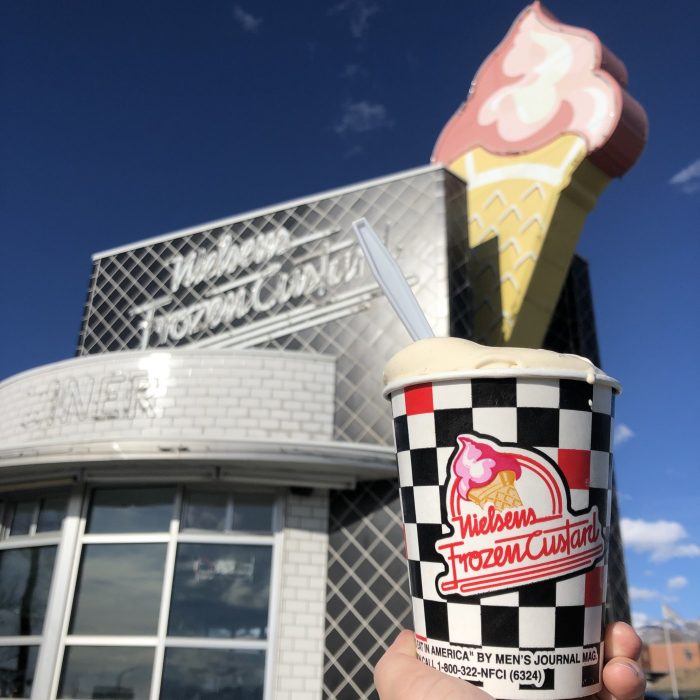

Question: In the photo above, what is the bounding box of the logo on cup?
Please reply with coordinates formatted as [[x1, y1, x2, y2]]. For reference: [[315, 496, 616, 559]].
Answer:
[[437, 434, 604, 597]]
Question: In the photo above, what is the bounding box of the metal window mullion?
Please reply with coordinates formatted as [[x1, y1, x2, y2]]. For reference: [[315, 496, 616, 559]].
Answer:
[[224, 494, 234, 532], [163, 637, 268, 651], [0, 502, 7, 541], [4, 503, 17, 539], [32, 485, 85, 700], [0, 534, 61, 551], [48, 485, 91, 700], [177, 532, 274, 546], [149, 487, 182, 700], [28, 500, 40, 537], [0, 636, 42, 646], [262, 496, 285, 700], [65, 635, 158, 647], [81, 533, 171, 545]]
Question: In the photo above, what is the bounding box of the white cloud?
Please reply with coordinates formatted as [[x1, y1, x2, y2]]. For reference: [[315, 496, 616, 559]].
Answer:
[[667, 575, 689, 590], [232, 5, 262, 33], [621, 517, 700, 562], [632, 611, 651, 628], [669, 158, 700, 194], [329, 0, 379, 39], [614, 423, 635, 446], [334, 100, 392, 134], [630, 586, 661, 601]]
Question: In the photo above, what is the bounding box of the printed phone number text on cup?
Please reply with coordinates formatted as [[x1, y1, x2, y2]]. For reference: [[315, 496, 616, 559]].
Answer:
[[417, 653, 546, 687]]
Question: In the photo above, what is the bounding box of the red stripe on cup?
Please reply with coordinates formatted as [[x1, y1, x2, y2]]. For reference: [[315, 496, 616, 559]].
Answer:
[[558, 449, 592, 490], [404, 383, 434, 415]]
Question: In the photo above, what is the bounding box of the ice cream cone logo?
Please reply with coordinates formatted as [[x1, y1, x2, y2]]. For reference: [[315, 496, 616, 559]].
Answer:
[[453, 435, 524, 512], [437, 434, 605, 597], [432, 2, 648, 347]]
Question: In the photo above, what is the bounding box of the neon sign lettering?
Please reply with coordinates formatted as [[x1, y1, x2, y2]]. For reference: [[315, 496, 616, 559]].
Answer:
[[130, 226, 370, 348]]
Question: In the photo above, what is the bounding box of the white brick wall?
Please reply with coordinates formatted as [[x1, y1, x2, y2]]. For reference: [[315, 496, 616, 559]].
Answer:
[[0, 349, 336, 452], [275, 490, 329, 700]]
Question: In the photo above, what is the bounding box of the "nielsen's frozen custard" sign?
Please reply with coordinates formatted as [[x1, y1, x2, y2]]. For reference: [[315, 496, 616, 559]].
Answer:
[[129, 225, 375, 349]]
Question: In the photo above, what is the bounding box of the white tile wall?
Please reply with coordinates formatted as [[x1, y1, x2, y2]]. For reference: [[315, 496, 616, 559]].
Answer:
[[275, 490, 329, 700], [0, 349, 336, 452]]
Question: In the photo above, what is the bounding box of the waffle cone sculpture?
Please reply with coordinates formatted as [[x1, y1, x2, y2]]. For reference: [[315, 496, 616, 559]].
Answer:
[[468, 470, 523, 512], [433, 2, 648, 347]]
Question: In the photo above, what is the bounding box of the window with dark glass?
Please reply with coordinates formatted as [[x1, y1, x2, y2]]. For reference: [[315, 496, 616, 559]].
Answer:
[[0, 547, 57, 636], [0, 491, 68, 699], [69, 544, 167, 636], [36, 495, 69, 533], [169, 543, 271, 639], [58, 647, 154, 700], [86, 487, 175, 534], [0, 647, 38, 699], [180, 488, 274, 533], [161, 648, 265, 700], [1, 493, 68, 539]]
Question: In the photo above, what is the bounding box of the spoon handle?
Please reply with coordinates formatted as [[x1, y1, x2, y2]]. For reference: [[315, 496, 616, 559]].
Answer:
[[352, 218, 434, 341]]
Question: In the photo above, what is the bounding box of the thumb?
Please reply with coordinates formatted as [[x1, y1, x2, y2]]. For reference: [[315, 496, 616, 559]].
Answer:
[[387, 629, 418, 657], [374, 630, 493, 700], [374, 629, 420, 698]]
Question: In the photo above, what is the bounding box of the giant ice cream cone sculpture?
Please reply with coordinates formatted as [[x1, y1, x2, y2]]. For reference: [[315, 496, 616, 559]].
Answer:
[[433, 2, 648, 347]]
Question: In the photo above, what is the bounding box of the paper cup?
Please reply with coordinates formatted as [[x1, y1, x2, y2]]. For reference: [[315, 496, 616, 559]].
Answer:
[[384, 369, 618, 699]]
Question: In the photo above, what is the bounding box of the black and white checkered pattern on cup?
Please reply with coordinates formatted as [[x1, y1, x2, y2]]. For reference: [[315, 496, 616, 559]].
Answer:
[[389, 376, 615, 699]]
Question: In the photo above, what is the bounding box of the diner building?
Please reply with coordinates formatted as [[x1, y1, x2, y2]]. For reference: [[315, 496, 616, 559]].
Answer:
[[0, 165, 630, 699]]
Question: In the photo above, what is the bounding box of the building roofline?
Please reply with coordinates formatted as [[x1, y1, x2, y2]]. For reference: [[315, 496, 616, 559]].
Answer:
[[92, 163, 446, 260]]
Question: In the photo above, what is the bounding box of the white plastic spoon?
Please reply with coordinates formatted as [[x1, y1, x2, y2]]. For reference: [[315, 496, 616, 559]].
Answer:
[[352, 218, 435, 341]]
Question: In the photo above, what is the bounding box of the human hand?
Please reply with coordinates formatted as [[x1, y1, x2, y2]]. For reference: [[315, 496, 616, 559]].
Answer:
[[375, 622, 645, 700]]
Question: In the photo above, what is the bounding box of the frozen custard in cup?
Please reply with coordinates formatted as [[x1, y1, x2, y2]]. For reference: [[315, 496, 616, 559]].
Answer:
[[383, 337, 620, 699]]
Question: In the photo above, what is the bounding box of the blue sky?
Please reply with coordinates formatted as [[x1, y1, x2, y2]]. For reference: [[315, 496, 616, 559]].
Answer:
[[1, 1, 699, 627]]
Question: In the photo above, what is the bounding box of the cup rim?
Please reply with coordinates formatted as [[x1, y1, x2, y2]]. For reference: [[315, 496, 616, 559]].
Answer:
[[383, 367, 621, 397]]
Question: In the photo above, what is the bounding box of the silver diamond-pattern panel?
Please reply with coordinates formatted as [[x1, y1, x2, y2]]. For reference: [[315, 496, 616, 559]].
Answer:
[[606, 479, 631, 623], [323, 480, 411, 700], [77, 168, 469, 446], [542, 255, 630, 625]]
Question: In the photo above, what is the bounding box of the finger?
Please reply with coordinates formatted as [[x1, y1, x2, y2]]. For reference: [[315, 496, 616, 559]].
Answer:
[[600, 657, 646, 700], [374, 630, 493, 700], [389, 628, 419, 657], [604, 622, 643, 662], [374, 630, 425, 699]]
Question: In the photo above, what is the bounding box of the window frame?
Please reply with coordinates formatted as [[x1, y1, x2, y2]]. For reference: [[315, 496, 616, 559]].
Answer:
[[45, 483, 283, 700]]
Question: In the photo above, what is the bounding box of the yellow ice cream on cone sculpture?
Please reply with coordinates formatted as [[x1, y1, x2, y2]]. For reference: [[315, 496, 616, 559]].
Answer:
[[433, 2, 648, 347]]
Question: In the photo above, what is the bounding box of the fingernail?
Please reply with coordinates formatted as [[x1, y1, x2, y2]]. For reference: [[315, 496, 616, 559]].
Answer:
[[617, 661, 644, 680]]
